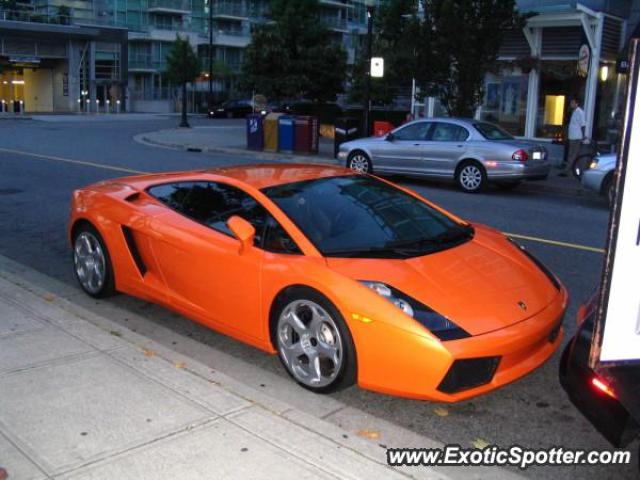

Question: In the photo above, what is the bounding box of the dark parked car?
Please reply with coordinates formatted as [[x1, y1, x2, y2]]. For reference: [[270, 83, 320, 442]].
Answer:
[[277, 101, 343, 124], [559, 291, 639, 466], [208, 99, 255, 119]]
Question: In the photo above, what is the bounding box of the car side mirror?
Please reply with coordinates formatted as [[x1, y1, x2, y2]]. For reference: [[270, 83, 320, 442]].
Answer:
[[386, 132, 395, 142], [227, 215, 255, 254]]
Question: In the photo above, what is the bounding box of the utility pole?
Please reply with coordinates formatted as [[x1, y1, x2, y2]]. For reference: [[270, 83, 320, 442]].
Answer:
[[363, 4, 374, 137], [208, 0, 214, 115]]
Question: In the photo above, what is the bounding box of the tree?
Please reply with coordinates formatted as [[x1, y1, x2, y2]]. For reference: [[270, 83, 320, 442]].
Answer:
[[348, 0, 419, 106], [240, 0, 347, 102], [164, 35, 200, 128], [416, 0, 527, 117]]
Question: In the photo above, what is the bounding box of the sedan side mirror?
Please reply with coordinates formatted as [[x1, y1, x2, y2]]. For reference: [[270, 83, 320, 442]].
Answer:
[[386, 132, 395, 142], [227, 215, 255, 254]]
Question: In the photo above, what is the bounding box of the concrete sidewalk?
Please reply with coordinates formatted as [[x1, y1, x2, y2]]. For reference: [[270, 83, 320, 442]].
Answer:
[[136, 127, 597, 198], [0, 269, 432, 479]]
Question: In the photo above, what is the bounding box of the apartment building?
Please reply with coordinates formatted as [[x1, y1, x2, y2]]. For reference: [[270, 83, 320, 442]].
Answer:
[[0, 0, 372, 113]]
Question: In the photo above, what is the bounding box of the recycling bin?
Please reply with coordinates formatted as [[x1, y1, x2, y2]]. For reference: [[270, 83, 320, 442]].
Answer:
[[246, 113, 264, 151], [294, 116, 319, 154], [278, 115, 295, 153], [263, 112, 283, 152], [373, 121, 394, 137], [334, 117, 360, 158]]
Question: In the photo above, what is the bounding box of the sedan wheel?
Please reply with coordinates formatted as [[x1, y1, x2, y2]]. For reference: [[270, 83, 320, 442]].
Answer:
[[456, 162, 486, 193], [73, 225, 115, 298], [347, 152, 372, 174], [275, 293, 355, 393]]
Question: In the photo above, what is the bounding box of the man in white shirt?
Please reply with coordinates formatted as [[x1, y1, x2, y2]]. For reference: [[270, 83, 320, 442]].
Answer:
[[561, 97, 587, 176]]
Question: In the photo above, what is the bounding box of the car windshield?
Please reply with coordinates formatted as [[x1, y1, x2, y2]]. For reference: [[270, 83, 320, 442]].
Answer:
[[474, 122, 514, 140], [262, 175, 473, 259]]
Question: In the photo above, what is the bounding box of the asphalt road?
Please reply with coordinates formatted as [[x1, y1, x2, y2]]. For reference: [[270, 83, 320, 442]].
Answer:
[[0, 115, 633, 479]]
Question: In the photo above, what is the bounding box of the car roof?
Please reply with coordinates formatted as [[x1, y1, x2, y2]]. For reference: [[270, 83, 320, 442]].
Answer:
[[113, 164, 354, 191]]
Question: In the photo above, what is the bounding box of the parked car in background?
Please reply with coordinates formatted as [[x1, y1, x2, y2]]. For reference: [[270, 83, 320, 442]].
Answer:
[[277, 101, 343, 124], [337, 118, 550, 193], [581, 153, 617, 205], [208, 99, 270, 118]]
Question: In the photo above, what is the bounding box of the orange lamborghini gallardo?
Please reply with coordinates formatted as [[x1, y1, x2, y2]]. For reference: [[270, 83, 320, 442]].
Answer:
[[69, 164, 567, 402]]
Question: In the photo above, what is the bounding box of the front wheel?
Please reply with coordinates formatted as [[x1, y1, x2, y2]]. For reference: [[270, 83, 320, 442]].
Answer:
[[72, 223, 116, 298], [572, 154, 592, 179], [347, 151, 373, 174], [456, 161, 487, 193], [274, 288, 356, 393]]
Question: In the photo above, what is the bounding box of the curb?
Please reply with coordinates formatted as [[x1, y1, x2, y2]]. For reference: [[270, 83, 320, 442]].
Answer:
[[135, 132, 600, 199], [135, 133, 340, 166]]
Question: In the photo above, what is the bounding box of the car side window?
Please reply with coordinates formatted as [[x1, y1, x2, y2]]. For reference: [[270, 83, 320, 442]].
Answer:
[[429, 123, 469, 142], [393, 122, 430, 141], [148, 181, 300, 253]]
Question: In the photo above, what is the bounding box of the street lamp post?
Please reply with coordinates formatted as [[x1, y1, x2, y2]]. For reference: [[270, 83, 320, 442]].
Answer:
[[208, 0, 214, 115], [363, 4, 374, 137]]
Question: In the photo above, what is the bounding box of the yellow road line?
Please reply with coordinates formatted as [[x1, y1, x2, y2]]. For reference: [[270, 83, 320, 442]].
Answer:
[[0, 147, 146, 175], [505, 232, 605, 254], [2, 146, 606, 254]]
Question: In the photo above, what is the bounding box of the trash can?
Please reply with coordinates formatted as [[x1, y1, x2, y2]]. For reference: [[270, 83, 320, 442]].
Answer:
[[263, 112, 283, 152], [373, 121, 394, 137], [294, 116, 319, 154], [278, 115, 295, 153], [246, 113, 264, 151], [13, 100, 22, 114], [334, 117, 360, 158]]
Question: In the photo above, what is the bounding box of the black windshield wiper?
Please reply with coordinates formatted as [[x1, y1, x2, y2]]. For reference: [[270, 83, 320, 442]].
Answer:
[[323, 246, 419, 259]]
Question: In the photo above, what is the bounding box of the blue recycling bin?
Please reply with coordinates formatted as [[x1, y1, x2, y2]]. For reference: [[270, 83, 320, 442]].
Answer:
[[278, 115, 295, 153], [246, 113, 264, 151]]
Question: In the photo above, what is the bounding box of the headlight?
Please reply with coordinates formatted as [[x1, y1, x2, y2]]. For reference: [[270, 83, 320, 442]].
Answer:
[[359, 281, 470, 341], [589, 159, 599, 169]]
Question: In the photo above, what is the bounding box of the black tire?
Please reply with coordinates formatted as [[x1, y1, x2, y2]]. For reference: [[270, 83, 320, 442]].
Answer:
[[271, 286, 357, 394], [347, 151, 373, 174], [496, 181, 522, 191], [455, 160, 487, 193], [601, 173, 615, 207], [72, 222, 116, 298]]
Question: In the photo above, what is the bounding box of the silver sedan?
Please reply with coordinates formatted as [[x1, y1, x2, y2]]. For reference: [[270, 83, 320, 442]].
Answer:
[[337, 118, 550, 192], [581, 153, 617, 205]]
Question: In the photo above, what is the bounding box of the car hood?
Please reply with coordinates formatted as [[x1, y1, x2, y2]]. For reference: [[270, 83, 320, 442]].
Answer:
[[325, 225, 559, 336], [342, 136, 387, 147]]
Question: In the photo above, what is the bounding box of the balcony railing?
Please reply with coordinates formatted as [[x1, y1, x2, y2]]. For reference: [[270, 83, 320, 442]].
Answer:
[[322, 15, 347, 30], [0, 9, 74, 26], [211, 2, 248, 18], [148, 0, 191, 12], [129, 54, 167, 71]]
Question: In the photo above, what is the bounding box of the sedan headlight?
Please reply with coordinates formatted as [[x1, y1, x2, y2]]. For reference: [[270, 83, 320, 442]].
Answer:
[[360, 281, 470, 341], [589, 159, 599, 170]]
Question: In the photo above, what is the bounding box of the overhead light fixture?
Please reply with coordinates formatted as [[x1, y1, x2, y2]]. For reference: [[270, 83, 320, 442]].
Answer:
[[600, 65, 609, 82], [11, 80, 25, 85]]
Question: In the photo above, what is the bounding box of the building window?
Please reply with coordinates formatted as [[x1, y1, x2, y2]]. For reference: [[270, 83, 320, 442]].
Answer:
[[535, 60, 586, 139], [479, 67, 528, 136]]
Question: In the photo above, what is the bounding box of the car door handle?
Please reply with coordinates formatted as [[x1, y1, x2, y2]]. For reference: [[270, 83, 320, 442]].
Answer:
[[413, 143, 421, 146], [456, 144, 464, 148]]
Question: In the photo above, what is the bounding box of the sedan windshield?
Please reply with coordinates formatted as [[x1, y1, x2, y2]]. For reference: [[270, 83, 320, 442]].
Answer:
[[474, 122, 514, 140], [262, 175, 473, 259]]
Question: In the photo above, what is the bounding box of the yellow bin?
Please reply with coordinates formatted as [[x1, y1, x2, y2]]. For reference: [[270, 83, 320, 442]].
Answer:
[[263, 112, 283, 152]]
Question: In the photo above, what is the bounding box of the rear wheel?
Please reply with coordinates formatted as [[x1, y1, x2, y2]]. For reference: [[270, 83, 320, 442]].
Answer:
[[274, 288, 356, 393], [456, 161, 487, 193], [72, 223, 115, 298], [347, 151, 373, 174]]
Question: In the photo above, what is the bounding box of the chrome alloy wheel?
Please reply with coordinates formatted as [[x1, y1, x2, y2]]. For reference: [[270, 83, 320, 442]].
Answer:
[[73, 232, 106, 294], [277, 300, 343, 388], [460, 164, 483, 191], [349, 154, 370, 173]]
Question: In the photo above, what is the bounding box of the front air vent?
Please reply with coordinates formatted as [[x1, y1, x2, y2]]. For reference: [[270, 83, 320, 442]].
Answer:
[[124, 192, 141, 202], [121, 226, 147, 276]]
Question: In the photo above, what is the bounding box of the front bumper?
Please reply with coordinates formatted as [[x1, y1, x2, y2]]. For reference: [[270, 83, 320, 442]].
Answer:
[[581, 168, 607, 193], [484, 160, 551, 181], [356, 287, 568, 402]]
